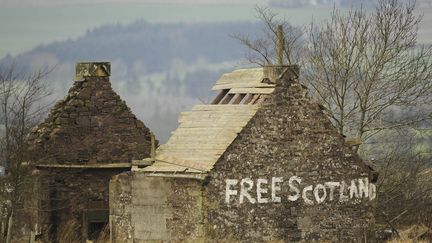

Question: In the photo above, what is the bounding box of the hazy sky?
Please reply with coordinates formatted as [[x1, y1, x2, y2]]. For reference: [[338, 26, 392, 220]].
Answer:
[[0, 0, 298, 57], [0, 0, 430, 58], [0, 0, 267, 6], [1, 0, 430, 142]]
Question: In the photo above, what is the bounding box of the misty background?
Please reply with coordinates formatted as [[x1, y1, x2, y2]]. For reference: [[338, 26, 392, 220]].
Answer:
[[1, 0, 432, 142]]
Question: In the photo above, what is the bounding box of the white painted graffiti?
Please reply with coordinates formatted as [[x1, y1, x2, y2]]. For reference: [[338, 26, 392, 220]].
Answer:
[[225, 177, 376, 205]]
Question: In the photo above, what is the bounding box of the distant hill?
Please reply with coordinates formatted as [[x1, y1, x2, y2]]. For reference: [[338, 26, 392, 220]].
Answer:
[[269, 0, 432, 8], [0, 20, 262, 142], [1, 20, 261, 73], [2, 3, 430, 142]]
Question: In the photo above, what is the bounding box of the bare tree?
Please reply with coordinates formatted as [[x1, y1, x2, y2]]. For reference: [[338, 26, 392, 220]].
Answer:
[[231, 5, 304, 66], [305, 0, 432, 151], [0, 63, 52, 243], [235, 0, 432, 235], [375, 136, 432, 230], [235, 1, 432, 152]]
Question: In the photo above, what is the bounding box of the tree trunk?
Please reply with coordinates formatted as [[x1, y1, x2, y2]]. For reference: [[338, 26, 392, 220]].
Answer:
[[5, 213, 13, 243], [0, 207, 4, 243], [29, 230, 35, 243]]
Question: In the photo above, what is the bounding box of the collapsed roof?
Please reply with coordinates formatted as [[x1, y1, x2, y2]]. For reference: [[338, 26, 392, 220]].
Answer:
[[140, 66, 286, 174]]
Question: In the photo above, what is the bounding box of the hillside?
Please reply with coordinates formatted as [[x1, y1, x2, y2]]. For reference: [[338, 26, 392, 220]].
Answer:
[[1, 3, 431, 142], [0, 20, 262, 142]]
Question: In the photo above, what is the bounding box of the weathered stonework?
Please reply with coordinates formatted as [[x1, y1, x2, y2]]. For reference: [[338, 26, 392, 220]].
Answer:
[[23, 62, 153, 242], [204, 67, 375, 242], [26, 62, 151, 164], [110, 172, 134, 243], [109, 66, 376, 242], [110, 173, 204, 242], [36, 168, 126, 242]]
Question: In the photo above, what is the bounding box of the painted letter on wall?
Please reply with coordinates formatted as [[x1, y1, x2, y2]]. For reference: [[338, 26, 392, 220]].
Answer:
[[224, 177, 376, 205]]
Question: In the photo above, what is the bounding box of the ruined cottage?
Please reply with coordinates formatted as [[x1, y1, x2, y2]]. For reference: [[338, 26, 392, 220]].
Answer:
[[110, 65, 376, 242], [25, 62, 153, 242]]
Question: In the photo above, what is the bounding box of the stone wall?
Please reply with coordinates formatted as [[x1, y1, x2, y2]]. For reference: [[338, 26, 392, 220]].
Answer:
[[21, 62, 154, 242], [110, 172, 133, 242], [108, 66, 376, 242], [36, 168, 124, 242], [26, 70, 151, 164], [110, 173, 204, 242], [204, 67, 376, 242]]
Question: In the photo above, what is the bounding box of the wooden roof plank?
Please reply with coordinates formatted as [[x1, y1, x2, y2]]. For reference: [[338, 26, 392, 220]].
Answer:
[[191, 104, 259, 111], [213, 83, 274, 90], [36, 163, 131, 169], [228, 87, 275, 94], [141, 68, 266, 174]]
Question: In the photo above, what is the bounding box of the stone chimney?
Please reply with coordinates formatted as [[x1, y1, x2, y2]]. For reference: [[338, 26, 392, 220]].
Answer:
[[26, 62, 152, 164], [75, 62, 111, 81], [263, 64, 299, 82]]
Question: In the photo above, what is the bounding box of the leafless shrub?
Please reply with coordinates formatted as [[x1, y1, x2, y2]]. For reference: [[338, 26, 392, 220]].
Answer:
[[231, 5, 304, 66], [57, 219, 81, 243], [305, 0, 432, 150], [0, 62, 52, 243], [236, 0, 432, 237], [235, 1, 432, 149], [95, 224, 109, 243]]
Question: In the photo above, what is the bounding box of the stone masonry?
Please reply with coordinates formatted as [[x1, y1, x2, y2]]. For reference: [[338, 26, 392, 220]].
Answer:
[[24, 62, 153, 242], [109, 65, 376, 242], [26, 62, 151, 164], [110, 173, 204, 242], [205, 66, 375, 241]]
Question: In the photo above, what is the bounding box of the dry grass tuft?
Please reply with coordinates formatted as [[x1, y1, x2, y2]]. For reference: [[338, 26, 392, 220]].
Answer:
[[387, 224, 431, 243]]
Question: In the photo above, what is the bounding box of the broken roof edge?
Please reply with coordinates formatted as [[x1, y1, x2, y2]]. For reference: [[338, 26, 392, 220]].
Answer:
[[202, 65, 298, 169], [134, 171, 208, 180], [141, 65, 298, 175], [36, 162, 132, 169], [264, 64, 299, 82], [132, 64, 374, 179], [212, 65, 298, 91], [133, 161, 208, 180]]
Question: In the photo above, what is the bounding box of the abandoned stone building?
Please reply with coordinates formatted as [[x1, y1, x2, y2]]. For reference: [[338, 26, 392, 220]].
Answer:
[[110, 65, 377, 242], [25, 62, 153, 242]]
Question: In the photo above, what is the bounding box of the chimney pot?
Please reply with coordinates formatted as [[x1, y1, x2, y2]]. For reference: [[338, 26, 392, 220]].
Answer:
[[75, 62, 111, 81]]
